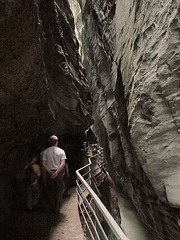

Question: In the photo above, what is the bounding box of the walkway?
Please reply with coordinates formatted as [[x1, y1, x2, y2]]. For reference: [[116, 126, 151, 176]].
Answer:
[[48, 187, 87, 240]]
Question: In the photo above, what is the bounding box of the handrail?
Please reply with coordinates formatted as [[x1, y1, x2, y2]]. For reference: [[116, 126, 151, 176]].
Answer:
[[76, 180, 109, 240], [76, 144, 129, 240]]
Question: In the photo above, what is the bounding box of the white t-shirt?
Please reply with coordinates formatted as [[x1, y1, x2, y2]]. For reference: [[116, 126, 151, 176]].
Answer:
[[42, 146, 67, 170]]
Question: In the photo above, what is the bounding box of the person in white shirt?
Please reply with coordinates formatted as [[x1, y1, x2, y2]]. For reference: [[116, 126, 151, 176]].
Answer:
[[42, 135, 66, 213]]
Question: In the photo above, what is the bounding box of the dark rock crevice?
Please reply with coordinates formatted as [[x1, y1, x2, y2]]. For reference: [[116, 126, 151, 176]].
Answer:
[[40, 0, 92, 134], [0, 1, 92, 237]]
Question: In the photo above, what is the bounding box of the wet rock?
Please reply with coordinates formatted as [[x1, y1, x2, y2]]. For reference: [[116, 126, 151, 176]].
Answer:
[[77, 0, 180, 239]]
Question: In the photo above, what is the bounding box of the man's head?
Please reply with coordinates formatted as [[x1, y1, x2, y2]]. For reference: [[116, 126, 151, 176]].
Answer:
[[49, 135, 58, 146]]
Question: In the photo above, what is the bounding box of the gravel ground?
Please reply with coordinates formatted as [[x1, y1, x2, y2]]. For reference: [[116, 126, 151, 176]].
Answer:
[[48, 187, 87, 240]]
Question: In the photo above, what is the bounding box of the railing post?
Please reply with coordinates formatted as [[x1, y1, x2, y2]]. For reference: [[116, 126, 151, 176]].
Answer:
[[76, 143, 129, 240]]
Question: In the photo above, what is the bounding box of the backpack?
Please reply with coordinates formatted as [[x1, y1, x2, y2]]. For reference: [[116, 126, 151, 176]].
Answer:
[[25, 164, 38, 185]]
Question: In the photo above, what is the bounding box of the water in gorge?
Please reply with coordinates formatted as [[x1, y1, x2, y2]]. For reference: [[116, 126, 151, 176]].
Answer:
[[118, 192, 153, 240]]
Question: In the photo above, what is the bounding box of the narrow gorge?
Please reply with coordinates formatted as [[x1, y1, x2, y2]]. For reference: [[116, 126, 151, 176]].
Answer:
[[0, 0, 180, 240]]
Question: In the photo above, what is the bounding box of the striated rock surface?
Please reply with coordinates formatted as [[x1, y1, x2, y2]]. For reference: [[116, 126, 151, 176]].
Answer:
[[40, 0, 92, 134], [0, 0, 91, 229], [1, 0, 180, 239], [77, 0, 180, 239]]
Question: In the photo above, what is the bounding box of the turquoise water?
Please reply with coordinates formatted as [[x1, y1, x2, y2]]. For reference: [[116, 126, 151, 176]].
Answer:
[[118, 192, 152, 240]]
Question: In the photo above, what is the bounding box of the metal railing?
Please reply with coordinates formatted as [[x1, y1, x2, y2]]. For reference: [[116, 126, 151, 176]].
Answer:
[[76, 144, 129, 240]]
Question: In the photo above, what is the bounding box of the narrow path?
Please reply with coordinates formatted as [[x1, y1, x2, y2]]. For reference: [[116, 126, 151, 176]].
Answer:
[[48, 187, 87, 240]]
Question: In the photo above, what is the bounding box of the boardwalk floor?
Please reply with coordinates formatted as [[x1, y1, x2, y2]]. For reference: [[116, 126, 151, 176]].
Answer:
[[48, 187, 87, 240]]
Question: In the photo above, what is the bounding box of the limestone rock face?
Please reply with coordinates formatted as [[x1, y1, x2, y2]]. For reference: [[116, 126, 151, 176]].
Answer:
[[77, 0, 180, 239], [0, 0, 91, 224], [40, 0, 92, 134]]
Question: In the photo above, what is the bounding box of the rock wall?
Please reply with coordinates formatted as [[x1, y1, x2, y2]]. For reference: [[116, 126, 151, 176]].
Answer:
[[77, 0, 180, 239], [0, 0, 91, 226]]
